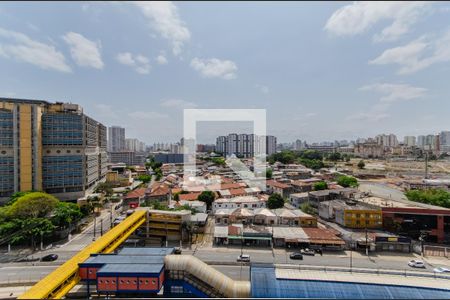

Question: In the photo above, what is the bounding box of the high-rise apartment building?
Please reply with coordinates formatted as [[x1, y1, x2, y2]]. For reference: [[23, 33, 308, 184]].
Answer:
[[107, 126, 125, 152], [125, 138, 146, 152], [216, 136, 227, 154], [0, 98, 107, 200], [403, 136, 416, 147], [375, 134, 398, 148], [216, 134, 277, 157], [439, 131, 450, 153]]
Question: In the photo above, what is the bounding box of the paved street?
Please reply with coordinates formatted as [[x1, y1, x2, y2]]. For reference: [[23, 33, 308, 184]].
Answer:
[[3, 244, 448, 286]]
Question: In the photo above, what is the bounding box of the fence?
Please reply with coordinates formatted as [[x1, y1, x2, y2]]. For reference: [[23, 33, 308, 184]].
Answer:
[[424, 245, 450, 258]]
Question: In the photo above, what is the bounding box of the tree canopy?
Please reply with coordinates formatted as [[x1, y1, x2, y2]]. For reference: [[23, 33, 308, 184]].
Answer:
[[265, 169, 273, 179], [405, 189, 450, 208], [267, 193, 285, 209], [197, 191, 216, 209], [138, 174, 152, 184], [9, 192, 58, 218], [313, 181, 328, 191], [357, 160, 365, 169], [337, 175, 359, 188]]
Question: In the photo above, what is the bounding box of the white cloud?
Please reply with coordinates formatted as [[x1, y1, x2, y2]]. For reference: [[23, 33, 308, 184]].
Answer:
[[0, 27, 71, 73], [349, 82, 427, 122], [359, 83, 427, 103], [116, 52, 151, 74], [325, 2, 431, 42], [62, 32, 104, 69], [369, 30, 450, 74], [255, 84, 269, 94], [132, 1, 190, 56], [190, 57, 237, 79], [156, 54, 168, 65], [347, 112, 390, 122], [160, 98, 197, 109], [128, 110, 168, 120]]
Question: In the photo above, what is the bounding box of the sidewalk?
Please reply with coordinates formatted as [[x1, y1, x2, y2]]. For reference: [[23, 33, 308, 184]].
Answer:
[[417, 254, 450, 268]]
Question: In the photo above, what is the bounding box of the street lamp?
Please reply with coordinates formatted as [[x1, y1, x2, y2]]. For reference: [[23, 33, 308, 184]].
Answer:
[[349, 234, 353, 271]]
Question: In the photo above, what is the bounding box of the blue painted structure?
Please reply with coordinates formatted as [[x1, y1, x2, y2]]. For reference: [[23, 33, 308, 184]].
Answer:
[[250, 265, 450, 299]]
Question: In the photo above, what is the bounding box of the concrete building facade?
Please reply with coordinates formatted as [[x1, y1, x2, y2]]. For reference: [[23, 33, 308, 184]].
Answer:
[[107, 126, 125, 152], [0, 98, 107, 200]]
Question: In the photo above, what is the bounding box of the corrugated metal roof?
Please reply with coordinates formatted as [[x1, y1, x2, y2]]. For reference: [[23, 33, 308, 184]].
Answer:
[[98, 263, 163, 275], [81, 254, 164, 266], [251, 266, 450, 299], [117, 247, 174, 256]]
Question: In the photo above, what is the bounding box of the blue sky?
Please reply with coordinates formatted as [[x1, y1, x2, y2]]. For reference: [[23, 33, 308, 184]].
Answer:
[[1, 2, 450, 144]]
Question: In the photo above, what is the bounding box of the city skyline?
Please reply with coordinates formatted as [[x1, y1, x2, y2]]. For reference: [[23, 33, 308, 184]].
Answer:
[[1, 2, 450, 143]]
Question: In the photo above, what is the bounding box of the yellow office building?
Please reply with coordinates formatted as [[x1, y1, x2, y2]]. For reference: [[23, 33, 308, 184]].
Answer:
[[0, 98, 107, 201]]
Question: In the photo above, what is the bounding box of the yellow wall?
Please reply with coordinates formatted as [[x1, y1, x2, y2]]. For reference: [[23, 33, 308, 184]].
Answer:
[[35, 105, 42, 190], [19, 104, 33, 191], [344, 209, 382, 229]]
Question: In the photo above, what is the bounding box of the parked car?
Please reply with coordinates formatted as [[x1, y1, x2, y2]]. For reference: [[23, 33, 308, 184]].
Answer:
[[408, 259, 426, 268], [300, 248, 316, 256], [237, 254, 251, 262], [289, 252, 303, 260], [433, 267, 450, 273], [174, 247, 182, 254], [40, 254, 58, 262]]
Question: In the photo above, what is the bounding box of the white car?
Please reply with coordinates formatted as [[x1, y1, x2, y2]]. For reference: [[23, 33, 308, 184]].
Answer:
[[237, 254, 250, 262], [408, 259, 426, 268], [433, 267, 450, 273]]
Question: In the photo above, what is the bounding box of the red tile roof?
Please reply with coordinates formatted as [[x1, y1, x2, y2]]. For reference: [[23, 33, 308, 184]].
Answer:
[[146, 182, 170, 196], [267, 180, 291, 189], [125, 188, 146, 200], [229, 188, 247, 196], [302, 227, 345, 245], [179, 192, 201, 201]]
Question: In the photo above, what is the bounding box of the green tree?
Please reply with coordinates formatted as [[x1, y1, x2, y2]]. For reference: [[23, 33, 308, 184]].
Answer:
[[357, 160, 365, 169], [197, 191, 216, 210], [405, 189, 450, 208], [7, 191, 34, 205], [267, 193, 285, 209], [212, 157, 226, 166], [95, 182, 113, 196], [11, 218, 55, 249], [300, 202, 315, 215], [51, 202, 83, 228], [345, 156, 351, 162], [265, 169, 273, 179], [337, 175, 359, 188], [313, 181, 328, 191], [138, 174, 152, 184], [9, 192, 59, 218], [328, 152, 342, 162]]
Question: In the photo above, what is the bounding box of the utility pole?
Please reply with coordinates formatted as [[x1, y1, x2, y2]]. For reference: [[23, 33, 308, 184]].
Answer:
[[365, 227, 369, 256], [349, 234, 353, 271], [93, 217, 96, 241], [425, 152, 429, 179], [100, 218, 103, 236]]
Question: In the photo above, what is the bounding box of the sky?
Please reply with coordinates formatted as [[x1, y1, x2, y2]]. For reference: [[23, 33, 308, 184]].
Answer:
[[1, 1, 450, 144]]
